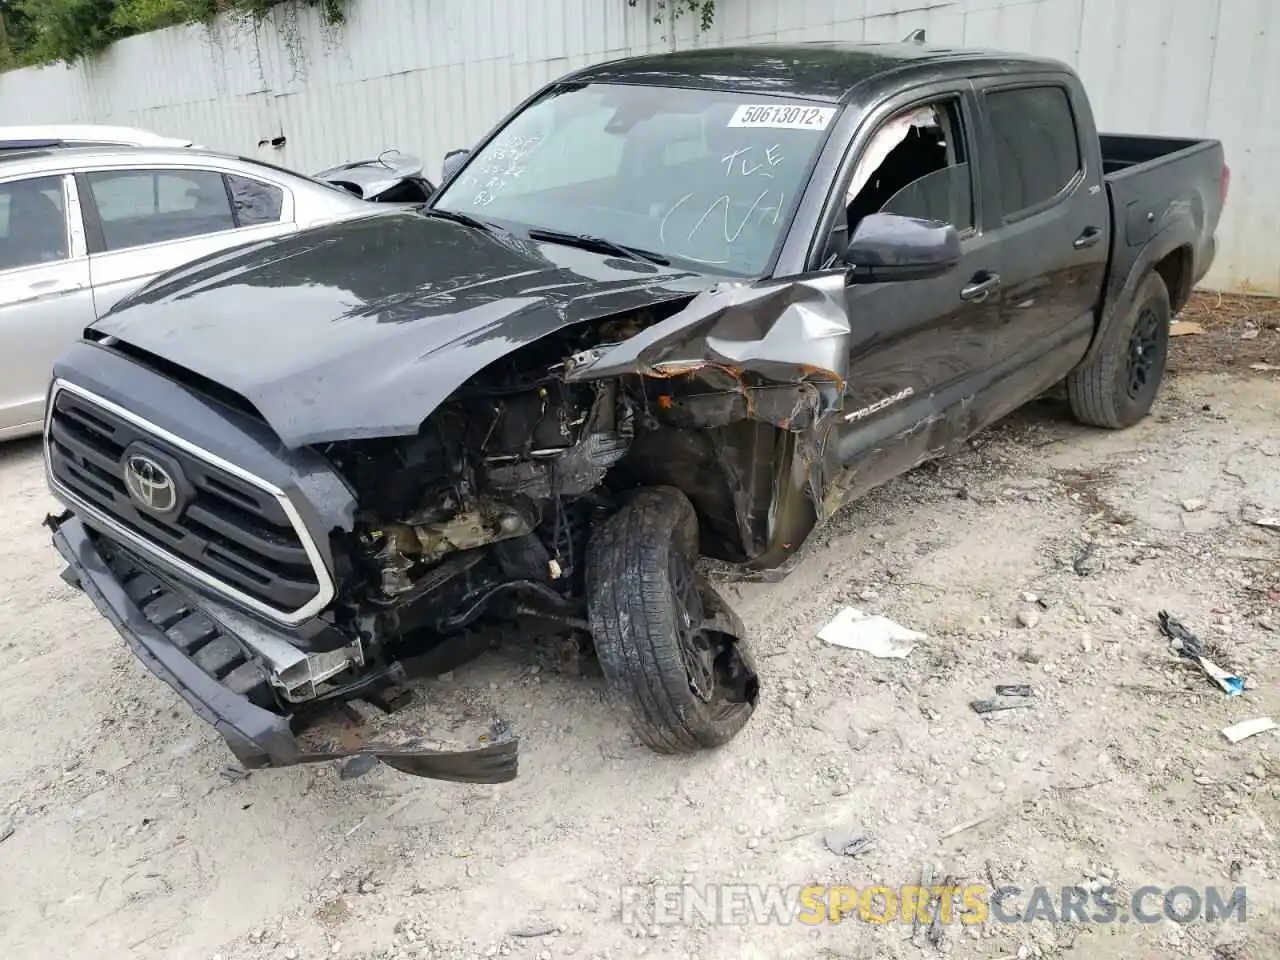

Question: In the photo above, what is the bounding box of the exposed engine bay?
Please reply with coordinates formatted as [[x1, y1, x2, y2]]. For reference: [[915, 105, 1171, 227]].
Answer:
[[291, 302, 828, 730], [313, 320, 647, 641], [337, 364, 632, 602]]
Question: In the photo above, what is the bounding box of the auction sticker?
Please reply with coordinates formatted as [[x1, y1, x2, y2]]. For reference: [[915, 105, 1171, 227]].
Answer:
[[727, 104, 837, 130]]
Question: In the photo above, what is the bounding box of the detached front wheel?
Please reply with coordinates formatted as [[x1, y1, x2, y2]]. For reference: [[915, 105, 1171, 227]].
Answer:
[[586, 486, 760, 753]]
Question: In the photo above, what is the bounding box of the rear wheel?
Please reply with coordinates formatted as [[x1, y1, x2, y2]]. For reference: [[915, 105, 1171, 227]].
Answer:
[[585, 486, 759, 753], [1066, 271, 1171, 429]]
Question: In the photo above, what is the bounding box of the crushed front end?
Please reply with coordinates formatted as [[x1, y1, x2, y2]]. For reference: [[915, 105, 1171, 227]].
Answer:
[[44, 270, 852, 782], [41, 346, 527, 782]]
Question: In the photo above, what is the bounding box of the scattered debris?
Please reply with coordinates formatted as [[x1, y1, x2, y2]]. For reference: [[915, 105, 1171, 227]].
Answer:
[[1052, 777, 1113, 793], [509, 923, 557, 938], [1252, 516, 1280, 531], [1181, 498, 1207, 512], [941, 814, 998, 839], [1157, 610, 1243, 695], [972, 683, 1035, 714], [1016, 609, 1041, 628], [824, 827, 874, 857], [219, 765, 250, 783], [0, 820, 12, 844], [339, 754, 379, 780], [1249, 362, 1279, 371], [1240, 328, 1260, 340], [971, 698, 1034, 715], [995, 684, 1034, 697], [1072, 543, 1098, 576], [818, 607, 922, 658], [929, 875, 959, 945], [1170, 321, 1205, 336], [913, 863, 933, 939], [1221, 717, 1277, 744]]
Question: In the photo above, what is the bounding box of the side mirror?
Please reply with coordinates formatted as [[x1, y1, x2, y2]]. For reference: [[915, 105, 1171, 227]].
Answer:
[[441, 148, 470, 183], [843, 212, 960, 283]]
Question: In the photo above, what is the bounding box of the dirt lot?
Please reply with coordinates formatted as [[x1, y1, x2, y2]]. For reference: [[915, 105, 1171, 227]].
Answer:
[[2, 300, 1278, 960]]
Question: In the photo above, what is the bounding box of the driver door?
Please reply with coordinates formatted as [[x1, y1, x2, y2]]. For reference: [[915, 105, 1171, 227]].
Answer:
[[824, 88, 1005, 476]]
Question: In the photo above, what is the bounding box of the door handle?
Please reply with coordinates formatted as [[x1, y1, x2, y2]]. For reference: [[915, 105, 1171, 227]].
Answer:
[[1073, 226, 1103, 249], [27, 278, 75, 293], [960, 272, 1000, 302]]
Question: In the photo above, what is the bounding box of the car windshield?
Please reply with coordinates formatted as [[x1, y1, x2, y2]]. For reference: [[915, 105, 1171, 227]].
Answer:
[[432, 82, 841, 276]]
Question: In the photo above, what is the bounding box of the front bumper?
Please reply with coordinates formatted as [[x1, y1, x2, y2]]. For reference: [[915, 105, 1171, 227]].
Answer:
[[50, 513, 518, 783]]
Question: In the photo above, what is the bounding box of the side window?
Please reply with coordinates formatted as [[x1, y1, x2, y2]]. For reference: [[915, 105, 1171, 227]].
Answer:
[[986, 86, 1081, 218], [0, 175, 69, 271], [86, 169, 235, 251], [225, 175, 285, 226], [832, 97, 973, 260]]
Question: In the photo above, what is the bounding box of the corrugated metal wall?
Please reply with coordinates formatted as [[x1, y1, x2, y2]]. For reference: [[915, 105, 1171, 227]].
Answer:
[[1, 0, 1275, 292]]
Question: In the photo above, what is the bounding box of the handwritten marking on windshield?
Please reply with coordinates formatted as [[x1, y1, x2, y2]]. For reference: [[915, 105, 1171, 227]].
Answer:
[[688, 191, 771, 243], [720, 144, 784, 178], [463, 135, 543, 206], [659, 192, 695, 244], [661, 189, 785, 249]]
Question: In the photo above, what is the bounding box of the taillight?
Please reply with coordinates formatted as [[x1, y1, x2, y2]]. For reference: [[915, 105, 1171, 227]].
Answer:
[[1221, 163, 1231, 207]]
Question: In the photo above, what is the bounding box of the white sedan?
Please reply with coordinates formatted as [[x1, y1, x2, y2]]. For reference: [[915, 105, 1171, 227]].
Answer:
[[0, 144, 415, 440]]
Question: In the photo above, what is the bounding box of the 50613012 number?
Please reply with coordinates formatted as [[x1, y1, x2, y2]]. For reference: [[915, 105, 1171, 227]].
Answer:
[[728, 104, 837, 130]]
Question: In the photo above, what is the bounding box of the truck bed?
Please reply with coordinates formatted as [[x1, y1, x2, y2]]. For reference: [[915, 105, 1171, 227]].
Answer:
[[1099, 133, 1213, 176], [1098, 133, 1226, 308]]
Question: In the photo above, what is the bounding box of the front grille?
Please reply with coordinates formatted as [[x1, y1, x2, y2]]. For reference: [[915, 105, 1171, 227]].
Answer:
[[45, 381, 332, 623], [100, 539, 276, 710]]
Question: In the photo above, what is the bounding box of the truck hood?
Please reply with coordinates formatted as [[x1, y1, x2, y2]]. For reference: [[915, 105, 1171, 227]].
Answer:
[[91, 209, 711, 447]]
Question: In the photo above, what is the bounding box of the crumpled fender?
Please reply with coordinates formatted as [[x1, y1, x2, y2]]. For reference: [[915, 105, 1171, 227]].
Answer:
[[562, 272, 853, 564], [563, 274, 850, 387]]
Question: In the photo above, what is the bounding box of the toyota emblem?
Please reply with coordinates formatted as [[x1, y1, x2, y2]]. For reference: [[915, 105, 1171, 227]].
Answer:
[[124, 454, 179, 514]]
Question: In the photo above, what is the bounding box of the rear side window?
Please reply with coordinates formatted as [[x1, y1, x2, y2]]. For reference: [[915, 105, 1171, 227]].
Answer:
[[86, 168, 235, 251], [986, 86, 1081, 218], [0, 175, 69, 271], [225, 175, 284, 225]]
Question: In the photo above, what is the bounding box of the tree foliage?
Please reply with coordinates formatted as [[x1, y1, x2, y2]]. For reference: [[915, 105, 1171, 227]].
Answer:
[[0, 0, 345, 68], [628, 0, 716, 32], [0, 1, 715, 71]]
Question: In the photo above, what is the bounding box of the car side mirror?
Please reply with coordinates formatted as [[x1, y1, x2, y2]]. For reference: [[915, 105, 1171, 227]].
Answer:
[[842, 212, 961, 283], [441, 148, 470, 183]]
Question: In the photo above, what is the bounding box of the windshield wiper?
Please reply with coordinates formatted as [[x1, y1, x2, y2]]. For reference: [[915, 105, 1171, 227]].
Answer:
[[422, 207, 502, 234], [526, 228, 670, 266]]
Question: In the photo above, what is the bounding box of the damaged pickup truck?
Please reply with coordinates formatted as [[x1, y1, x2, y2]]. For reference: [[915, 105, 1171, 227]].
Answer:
[[43, 41, 1226, 783]]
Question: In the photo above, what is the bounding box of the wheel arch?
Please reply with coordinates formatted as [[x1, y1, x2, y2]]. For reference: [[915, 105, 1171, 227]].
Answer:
[[1075, 223, 1196, 375]]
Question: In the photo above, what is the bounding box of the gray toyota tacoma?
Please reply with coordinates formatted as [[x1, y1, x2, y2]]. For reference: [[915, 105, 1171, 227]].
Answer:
[[44, 40, 1226, 782]]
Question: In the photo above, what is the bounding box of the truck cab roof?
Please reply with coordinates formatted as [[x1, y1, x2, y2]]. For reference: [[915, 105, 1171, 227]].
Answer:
[[564, 41, 1072, 103]]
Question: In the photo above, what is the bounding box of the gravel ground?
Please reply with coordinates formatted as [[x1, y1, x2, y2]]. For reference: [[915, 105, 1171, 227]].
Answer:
[[1, 318, 1279, 960]]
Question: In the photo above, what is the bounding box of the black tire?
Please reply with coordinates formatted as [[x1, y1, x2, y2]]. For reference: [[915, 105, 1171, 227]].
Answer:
[[585, 486, 759, 753], [1066, 271, 1171, 428]]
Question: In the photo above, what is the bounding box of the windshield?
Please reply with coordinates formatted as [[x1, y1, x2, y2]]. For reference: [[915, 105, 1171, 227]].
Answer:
[[433, 83, 840, 276]]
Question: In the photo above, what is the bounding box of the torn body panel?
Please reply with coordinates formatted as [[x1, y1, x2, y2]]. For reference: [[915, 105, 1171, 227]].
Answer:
[[562, 273, 851, 397], [563, 272, 852, 565]]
